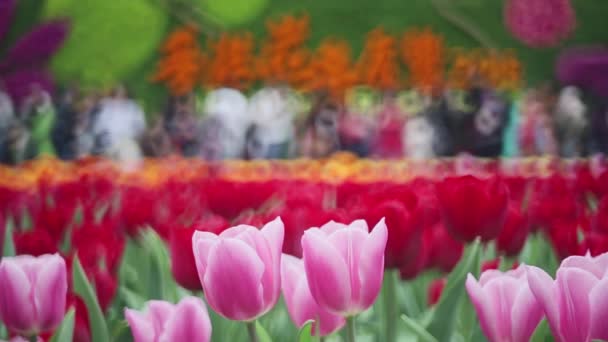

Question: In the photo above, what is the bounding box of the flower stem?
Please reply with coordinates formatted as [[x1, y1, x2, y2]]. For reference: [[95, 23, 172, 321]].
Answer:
[[346, 316, 356, 342], [29, 336, 37, 342], [246, 321, 258, 342], [384, 270, 398, 342]]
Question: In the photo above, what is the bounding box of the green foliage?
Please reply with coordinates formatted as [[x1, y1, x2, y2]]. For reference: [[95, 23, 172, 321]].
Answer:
[[49, 308, 75, 342], [203, 0, 270, 28], [2, 217, 14, 257], [426, 240, 482, 341], [72, 256, 110, 342], [43, 0, 169, 88]]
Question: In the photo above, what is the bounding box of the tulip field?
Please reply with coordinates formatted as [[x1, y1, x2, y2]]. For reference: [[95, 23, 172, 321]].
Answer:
[[1, 155, 608, 342]]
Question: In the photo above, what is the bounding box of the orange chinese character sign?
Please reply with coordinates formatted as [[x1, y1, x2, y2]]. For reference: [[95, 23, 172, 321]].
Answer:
[[152, 26, 206, 96], [357, 28, 400, 91], [256, 14, 313, 88], [204, 32, 256, 90], [400, 28, 445, 93]]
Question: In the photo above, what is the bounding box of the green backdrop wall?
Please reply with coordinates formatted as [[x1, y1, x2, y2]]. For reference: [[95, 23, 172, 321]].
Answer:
[[5, 0, 608, 114]]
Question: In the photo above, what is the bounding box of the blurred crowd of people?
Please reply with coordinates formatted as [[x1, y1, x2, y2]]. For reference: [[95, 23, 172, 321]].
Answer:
[[0, 82, 607, 165]]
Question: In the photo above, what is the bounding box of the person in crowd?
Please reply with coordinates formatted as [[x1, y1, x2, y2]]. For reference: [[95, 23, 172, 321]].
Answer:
[[19, 84, 56, 157], [91, 85, 146, 158], [164, 94, 200, 157], [298, 93, 341, 158], [245, 86, 295, 160], [0, 119, 37, 165], [141, 116, 173, 158]]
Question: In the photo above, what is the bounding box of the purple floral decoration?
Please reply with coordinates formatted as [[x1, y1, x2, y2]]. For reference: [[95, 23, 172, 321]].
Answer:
[[557, 47, 608, 98], [0, 0, 69, 105]]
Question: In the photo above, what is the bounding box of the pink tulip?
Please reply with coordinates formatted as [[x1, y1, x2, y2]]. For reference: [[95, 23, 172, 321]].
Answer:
[[281, 254, 345, 336], [124, 296, 212, 342], [301, 219, 388, 316], [527, 252, 608, 342], [192, 217, 284, 321], [0, 254, 67, 336], [466, 265, 543, 342]]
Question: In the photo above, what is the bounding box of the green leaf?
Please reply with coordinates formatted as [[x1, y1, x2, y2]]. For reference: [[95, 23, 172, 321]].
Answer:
[[400, 314, 439, 342], [140, 228, 178, 301], [530, 319, 550, 342], [72, 256, 110, 342], [256, 321, 273, 342], [426, 240, 482, 341], [297, 320, 314, 342], [119, 286, 147, 310], [49, 308, 75, 342], [3, 217, 15, 257]]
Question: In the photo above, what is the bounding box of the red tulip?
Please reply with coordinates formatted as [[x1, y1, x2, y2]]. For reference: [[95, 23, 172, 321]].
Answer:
[[528, 174, 583, 230], [169, 215, 229, 290], [593, 196, 608, 234], [0, 211, 5, 254], [424, 223, 464, 273], [13, 229, 58, 256], [72, 225, 125, 274], [204, 180, 278, 219], [547, 219, 586, 260], [496, 204, 530, 257], [427, 278, 447, 306], [502, 176, 531, 204], [584, 231, 608, 257], [368, 199, 423, 269], [481, 258, 501, 272], [120, 185, 158, 237], [437, 175, 509, 242], [31, 201, 77, 243]]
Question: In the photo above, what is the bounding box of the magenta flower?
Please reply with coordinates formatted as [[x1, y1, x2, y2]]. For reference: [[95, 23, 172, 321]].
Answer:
[[281, 254, 345, 336], [301, 219, 388, 317], [466, 265, 543, 342], [124, 297, 212, 342], [192, 217, 284, 321], [504, 0, 575, 48], [0, 254, 67, 336], [527, 253, 608, 342]]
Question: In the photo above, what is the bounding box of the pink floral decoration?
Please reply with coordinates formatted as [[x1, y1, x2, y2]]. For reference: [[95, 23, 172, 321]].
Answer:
[[504, 0, 576, 48]]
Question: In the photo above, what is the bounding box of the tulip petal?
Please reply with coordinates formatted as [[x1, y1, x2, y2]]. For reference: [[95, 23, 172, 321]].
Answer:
[[125, 309, 156, 342], [237, 229, 277, 308], [316, 305, 346, 336], [483, 277, 520, 341], [479, 269, 507, 286], [146, 301, 175, 336], [589, 277, 608, 341], [556, 267, 597, 342], [466, 274, 499, 342], [510, 281, 543, 342], [327, 228, 368, 309], [261, 217, 285, 259], [192, 231, 219, 283], [319, 221, 348, 235], [219, 224, 256, 238], [356, 219, 388, 311], [0, 259, 35, 334], [203, 238, 266, 321], [349, 220, 369, 232], [34, 255, 67, 331], [302, 228, 351, 314], [160, 297, 211, 342], [526, 266, 562, 340], [260, 218, 285, 303], [281, 254, 304, 310], [561, 255, 604, 278]]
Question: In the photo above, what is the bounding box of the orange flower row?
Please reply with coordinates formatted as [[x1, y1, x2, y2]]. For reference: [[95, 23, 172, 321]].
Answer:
[[153, 20, 524, 98], [0, 155, 583, 192]]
